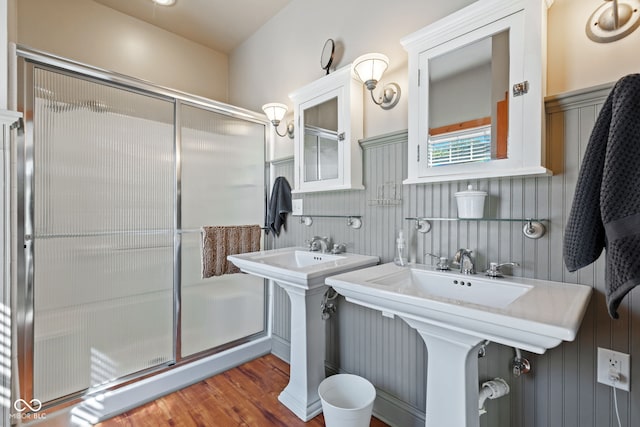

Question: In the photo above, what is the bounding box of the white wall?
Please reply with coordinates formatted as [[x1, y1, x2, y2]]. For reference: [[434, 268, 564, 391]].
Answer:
[[547, 0, 640, 95], [231, 0, 640, 160], [16, 0, 229, 102], [229, 0, 477, 160]]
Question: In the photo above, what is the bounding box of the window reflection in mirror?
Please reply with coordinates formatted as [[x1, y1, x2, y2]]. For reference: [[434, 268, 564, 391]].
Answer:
[[427, 30, 509, 167], [303, 97, 339, 182]]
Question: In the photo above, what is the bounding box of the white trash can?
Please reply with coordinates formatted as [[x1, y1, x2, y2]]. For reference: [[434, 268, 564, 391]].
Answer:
[[318, 374, 376, 427]]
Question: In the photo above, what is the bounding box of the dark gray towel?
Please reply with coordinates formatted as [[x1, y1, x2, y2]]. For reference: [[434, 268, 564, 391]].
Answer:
[[267, 176, 292, 236], [564, 74, 640, 319]]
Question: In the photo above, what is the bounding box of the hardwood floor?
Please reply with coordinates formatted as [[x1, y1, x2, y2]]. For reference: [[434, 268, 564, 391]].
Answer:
[[97, 354, 390, 427]]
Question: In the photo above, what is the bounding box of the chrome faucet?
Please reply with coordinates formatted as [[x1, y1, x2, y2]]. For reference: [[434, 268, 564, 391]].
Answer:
[[309, 236, 332, 253], [454, 248, 475, 274]]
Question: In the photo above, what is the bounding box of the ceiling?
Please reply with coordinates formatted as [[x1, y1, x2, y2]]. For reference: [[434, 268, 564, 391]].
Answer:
[[93, 0, 292, 54]]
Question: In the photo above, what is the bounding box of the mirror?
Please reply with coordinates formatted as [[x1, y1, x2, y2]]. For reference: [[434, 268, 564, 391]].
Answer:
[[427, 30, 509, 168], [290, 64, 364, 193], [402, 0, 550, 184], [302, 97, 339, 183], [320, 39, 335, 75]]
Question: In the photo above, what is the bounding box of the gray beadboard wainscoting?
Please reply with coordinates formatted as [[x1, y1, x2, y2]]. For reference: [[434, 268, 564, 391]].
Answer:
[[267, 83, 639, 427]]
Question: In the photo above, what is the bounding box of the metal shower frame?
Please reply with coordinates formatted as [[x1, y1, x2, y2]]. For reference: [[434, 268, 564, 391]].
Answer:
[[12, 46, 271, 411]]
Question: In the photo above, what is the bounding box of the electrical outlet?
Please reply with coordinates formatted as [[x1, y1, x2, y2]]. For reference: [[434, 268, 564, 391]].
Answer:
[[292, 199, 303, 215], [597, 347, 630, 391]]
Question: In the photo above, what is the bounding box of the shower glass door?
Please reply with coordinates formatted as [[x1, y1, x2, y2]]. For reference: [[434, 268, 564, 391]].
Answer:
[[29, 68, 175, 403], [179, 104, 266, 357]]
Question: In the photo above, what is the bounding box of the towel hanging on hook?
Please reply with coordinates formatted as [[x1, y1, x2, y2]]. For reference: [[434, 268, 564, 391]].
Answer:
[[267, 176, 292, 236], [564, 74, 640, 318]]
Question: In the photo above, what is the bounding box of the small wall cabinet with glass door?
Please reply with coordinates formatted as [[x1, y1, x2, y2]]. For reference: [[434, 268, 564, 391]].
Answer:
[[401, 0, 552, 184], [289, 65, 364, 193]]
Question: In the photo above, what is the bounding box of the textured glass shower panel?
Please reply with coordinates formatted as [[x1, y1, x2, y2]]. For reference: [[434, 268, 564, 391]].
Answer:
[[180, 104, 265, 357], [32, 69, 175, 403]]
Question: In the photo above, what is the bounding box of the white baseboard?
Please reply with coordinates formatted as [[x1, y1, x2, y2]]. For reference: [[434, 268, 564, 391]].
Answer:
[[371, 387, 426, 427], [270, 334, 291, 363]]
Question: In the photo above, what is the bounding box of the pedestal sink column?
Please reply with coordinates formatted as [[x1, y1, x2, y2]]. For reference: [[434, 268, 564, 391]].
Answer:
[[276, 281, 327, 421], [402, 318, 485, 427]]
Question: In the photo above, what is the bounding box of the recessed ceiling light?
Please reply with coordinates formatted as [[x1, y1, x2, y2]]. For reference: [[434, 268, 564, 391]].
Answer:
[[152, 0, 176, 6]]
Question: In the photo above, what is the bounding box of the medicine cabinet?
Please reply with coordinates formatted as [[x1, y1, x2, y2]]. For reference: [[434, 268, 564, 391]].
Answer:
[[401, 0, 552, 184], [289, 65, 364, 193]]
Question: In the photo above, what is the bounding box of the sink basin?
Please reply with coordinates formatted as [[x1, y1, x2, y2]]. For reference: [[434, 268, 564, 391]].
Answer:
[[326, 262, 592, 427], [228, 247, 379, 421], [327, 262, 591, 353], [371, 267, 532, 309], [253, 249, 345, 268], [228, 246, 379, 289]]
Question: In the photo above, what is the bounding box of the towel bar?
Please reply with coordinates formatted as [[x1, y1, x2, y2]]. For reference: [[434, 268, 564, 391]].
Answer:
[[294, 214, 363, 229], [404, 217, 547, 239]]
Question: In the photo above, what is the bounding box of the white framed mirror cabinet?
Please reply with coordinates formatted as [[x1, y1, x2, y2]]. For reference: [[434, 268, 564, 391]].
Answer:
[[402, 0, 553, 184], [289, 65, 364, 193]]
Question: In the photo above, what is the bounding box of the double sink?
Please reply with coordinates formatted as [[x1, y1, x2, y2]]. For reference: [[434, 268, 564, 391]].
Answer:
[[229, 247, 592, 427]]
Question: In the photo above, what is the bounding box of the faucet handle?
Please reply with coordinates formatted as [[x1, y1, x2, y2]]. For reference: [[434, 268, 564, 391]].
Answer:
[[425, 253, 450, 270], [309, 236, 332, 253], [331, 243, 347, 254], [486, 262, 520, 277], [305, 238, 320, 251]]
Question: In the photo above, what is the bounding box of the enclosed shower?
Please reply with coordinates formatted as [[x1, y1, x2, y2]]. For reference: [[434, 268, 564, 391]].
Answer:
[[11, 48, 269, 420]]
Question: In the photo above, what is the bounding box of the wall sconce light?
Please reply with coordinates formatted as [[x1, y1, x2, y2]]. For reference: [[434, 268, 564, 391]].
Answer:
[[262, 103, 294, 138], [586, 0, 640, 43], [353, 53, 401, 110]]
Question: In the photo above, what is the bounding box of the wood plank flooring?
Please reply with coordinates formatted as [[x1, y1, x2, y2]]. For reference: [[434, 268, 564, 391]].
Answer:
[[97, 354, 390, 427]]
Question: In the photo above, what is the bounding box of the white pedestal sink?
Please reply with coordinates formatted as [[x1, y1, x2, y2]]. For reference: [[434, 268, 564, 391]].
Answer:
[[228, 247, 379, 421], [326, 263, 592, 427]]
